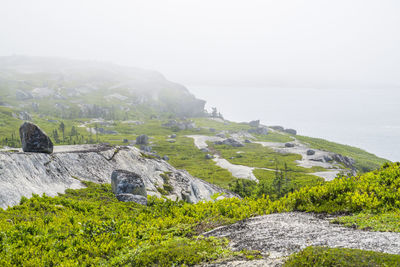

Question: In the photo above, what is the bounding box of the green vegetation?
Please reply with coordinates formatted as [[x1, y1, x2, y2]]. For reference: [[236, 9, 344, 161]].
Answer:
[[152, 136, 237, 188], [332, 212, 400, 232], [0, 182, 266, 266], [1, 162, 400, 265], [211, 142, 327, 173], [296, 135, 389, 173], [285, 246, 400, 267]]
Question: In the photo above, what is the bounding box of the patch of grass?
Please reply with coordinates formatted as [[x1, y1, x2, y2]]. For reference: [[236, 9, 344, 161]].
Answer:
[[254, 131, 293, 143], [152, 136, 238, 189], [332, 212, 400, 232], [284, 246, 400, 267], [211, 142, 327, 174]]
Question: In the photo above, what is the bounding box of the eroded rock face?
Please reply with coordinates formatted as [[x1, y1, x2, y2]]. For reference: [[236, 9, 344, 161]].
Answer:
[[111, 170, 147, 196], [19, 122, 53, 154], [0, 145, 237, 209]]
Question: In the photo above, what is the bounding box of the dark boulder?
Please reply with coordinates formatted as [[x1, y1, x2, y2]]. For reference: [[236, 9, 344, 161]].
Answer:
[[111, 170, 147, 196], [205, 154, 213, 159], [19, 122, 53, 153], [306, 149, 315, 156], [136, 134, 149, 145], [162, 155, 170, 161], [170, 134, 177, 138], [245, 139, 252, 143], [285, 143, 295, 148]]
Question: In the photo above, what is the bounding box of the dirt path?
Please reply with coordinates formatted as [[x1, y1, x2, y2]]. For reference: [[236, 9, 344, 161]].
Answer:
[[203, 212, 400, 266]]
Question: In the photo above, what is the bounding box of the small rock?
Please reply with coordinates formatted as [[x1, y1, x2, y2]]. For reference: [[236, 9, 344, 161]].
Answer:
[[306, 149, 315, 156], [285, 143, 295, 148], [116, 194, 147, 205], [245, 139, 252, 143], [168, 140, 176, 143], [162, 155, 170, 161], [19, 122, 53, 153], [205, 154, 213, 159], [140, 145, 152, 152], [136, 134, 149, 145], [170, 134, 177, 138], [111, 170, 147, 196], [201, 148, 210, 153], [216, 133, 226, 138], [123, 139, 129, 143], [209, 128, 216, 132]]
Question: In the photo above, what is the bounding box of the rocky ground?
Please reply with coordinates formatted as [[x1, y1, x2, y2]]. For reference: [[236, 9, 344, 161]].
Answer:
[[0, 144, 235, 208], [186, 134, 346, 182], [202, 212, 400, 266]]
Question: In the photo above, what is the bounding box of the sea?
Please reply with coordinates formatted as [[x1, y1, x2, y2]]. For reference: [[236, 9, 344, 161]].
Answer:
[[188, 86, 400, 162]]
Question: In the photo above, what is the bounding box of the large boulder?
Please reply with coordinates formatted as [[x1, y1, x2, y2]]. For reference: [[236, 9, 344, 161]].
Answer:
[[19, 122, 53, 153], [111, 170, 147, 196], [136, 134, 149, 145], [215, 138, 244, 147]]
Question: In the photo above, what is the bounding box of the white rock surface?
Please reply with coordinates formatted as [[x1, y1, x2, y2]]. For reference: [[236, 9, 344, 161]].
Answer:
[[204, 212, 400, 262], [0, 144, 235, 209]]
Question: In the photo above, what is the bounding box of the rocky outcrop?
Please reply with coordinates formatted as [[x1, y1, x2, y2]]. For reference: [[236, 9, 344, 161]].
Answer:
[[19, 122, 53, 154], [0, 144, 236, 209], [215, 138, 244, 147], [204, 212, 400, 260], [284, 128, 297, 135], [248, 127, 268, 135], [249, 120, 260, 127]]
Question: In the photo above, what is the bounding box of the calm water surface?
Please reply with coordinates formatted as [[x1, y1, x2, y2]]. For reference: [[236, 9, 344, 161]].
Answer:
[[189, 86, 400, 162]]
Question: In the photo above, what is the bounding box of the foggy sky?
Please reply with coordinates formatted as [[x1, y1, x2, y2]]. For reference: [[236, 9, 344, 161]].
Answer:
[[1, 0, 400, 87]]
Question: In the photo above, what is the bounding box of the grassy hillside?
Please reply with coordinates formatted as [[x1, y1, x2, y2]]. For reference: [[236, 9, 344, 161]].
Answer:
[[296, 135, 389, 173], [0, 162, 399, 266]]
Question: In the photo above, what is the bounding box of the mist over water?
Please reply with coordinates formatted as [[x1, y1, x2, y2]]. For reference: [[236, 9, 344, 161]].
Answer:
[[189, 86, 400, 162]]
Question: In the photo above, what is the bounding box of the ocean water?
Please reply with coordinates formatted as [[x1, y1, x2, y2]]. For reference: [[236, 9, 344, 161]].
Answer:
[[189, 86, 400, 162]]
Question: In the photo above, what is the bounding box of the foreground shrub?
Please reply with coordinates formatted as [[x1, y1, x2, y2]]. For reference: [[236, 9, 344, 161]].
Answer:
[[285, 246, 400, 267]]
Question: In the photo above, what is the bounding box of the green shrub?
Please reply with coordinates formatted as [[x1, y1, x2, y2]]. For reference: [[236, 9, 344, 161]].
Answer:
[[285, 246, 400, 267]]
